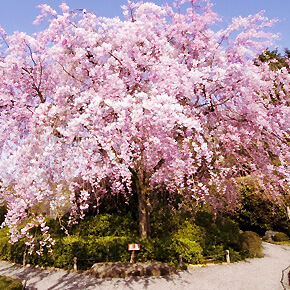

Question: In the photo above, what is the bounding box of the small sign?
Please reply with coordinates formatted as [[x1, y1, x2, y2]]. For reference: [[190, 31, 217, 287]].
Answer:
[[128, 244, 140, 251]]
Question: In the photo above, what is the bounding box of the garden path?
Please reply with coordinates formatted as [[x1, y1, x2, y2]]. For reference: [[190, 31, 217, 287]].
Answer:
[[0, 242, 289, 290]]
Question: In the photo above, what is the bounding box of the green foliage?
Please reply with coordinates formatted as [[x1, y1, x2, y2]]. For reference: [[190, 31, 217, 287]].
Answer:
[[86, 236, 132, 263], [0, 206, 7, 226], [72, 213, 138, 237], [227, 249, 242, 263], [135, 216, 241, 265], [229, 183, 290, 236], [170, 237, 203, 264], [167, 221, 205, 264], [8, 240, 26, 265], [0, 214, 138, 270], [0, 211, 245, 269], [131, 236, 203, 266], [215, 218, 241, 250], [45, 218, 66, 239], [0, 227, 53, 267], [0, 276, 23, 290], [53, 235, 88, 269], [240, 231, 263, 258], [195, 211, 241, 257], [272, 232, 289, 242], [173, 221, 205, 248], [0, 228, 26, 264], [135, 238, 159, 262], [133, 222, 205, 265], [258, 48, 289, 71], [0, 227, 11, 261]]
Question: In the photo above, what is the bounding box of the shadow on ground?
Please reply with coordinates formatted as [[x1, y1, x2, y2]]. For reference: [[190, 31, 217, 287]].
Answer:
[[0, 261, 184, 290]]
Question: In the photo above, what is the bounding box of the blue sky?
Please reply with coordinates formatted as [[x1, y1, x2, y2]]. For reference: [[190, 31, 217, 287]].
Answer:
[[0, 0, 289, 52]]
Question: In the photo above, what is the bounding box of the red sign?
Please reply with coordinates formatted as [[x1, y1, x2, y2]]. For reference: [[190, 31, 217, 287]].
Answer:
[[128, 244, 140, 251]]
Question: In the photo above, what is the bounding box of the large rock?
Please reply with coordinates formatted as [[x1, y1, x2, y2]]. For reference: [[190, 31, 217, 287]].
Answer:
[[88, 262, 177, 278], [264, 230, 278, 241]]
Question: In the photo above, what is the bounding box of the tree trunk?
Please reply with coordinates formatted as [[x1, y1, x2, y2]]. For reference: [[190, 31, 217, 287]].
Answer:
[[130, 168, 151, 238], [137, 187, 150, 238]]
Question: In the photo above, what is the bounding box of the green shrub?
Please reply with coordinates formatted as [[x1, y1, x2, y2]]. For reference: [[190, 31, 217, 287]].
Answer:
[[133, 221, 205, 265], [150, 238, 173, 262], [0, 227, 12, 261], [149, 204, 192, 239], [135, 237, 177, 264], [0, 211, 245, 269], [0, 227, 26, 265], [0, 275, 23, 290], [195, 211, 242, 257], [174, 221, 205, 248], [53, 235, 88, 270], [0, 215, 137, 270], [134, 238, 158, 262], [132, 237, 203, 266], [168, 221, 205, 264], [215, 218, 241, 250], [72, 213, 138, 237], [229, 182, 290, 236], [9, 240, 26, 265], [52, 235, 135, 270], [170, 237, 203, 264], [87, 236, 132, 263], [227, 248, 242, 263], [273, 232, 289, 242], [240, 231, 263, 258], [45, 218, 66, 239]]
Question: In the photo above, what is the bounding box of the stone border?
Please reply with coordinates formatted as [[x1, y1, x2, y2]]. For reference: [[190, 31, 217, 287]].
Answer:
[[88, 262, 177, 278]]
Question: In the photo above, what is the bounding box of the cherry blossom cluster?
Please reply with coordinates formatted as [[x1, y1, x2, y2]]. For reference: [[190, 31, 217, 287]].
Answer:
[[0, 0, 288, 249]]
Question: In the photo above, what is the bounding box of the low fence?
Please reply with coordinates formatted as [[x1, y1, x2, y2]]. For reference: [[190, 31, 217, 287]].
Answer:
[[22, 249, 232, 271], [280, 265, 290, 290], [179, 250, 231, 267]]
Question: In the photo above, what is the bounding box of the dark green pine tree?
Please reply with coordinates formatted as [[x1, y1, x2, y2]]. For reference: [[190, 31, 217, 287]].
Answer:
[[258, 48, 290, 71]]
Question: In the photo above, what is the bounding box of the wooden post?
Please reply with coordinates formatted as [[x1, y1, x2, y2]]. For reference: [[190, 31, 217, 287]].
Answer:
[[130, 250, 136, 263], [73, 257, 77, 272], [23, 251, 26, 267], [179, 255, 183, 267], [128, 244, 140, 263], [225, 250, 230, 264], [22, 279, 27, 289]]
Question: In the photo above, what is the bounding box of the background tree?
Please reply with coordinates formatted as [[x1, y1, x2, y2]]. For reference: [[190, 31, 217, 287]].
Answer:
[[0, 0, 289, 249], [225, 176, 290, 236], [258, 48, 290, 71]]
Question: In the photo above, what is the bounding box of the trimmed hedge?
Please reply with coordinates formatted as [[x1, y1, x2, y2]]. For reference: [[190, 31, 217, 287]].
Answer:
[[0, 275, 23, 290], [273, 232, 289, 242], [240, 231, 263, 258]]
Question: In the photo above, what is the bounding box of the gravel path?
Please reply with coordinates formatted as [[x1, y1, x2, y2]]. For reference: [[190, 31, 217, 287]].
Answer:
[[0, 242, 289, 290]]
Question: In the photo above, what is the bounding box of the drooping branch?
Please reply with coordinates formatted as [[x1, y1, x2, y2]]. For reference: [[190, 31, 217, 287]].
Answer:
[[22, 67, 46, 103], [32, 83, 45, 103]]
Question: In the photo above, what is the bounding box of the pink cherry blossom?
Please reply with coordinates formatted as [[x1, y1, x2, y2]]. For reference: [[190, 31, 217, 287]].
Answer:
[[0, 0, 289, 245]]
